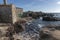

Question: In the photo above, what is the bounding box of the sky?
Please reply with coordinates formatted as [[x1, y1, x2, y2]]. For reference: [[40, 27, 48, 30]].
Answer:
[[0, 0, 60, 12]]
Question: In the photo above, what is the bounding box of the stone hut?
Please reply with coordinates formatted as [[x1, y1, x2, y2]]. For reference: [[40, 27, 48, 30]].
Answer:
[[0, 4, 23, 24]]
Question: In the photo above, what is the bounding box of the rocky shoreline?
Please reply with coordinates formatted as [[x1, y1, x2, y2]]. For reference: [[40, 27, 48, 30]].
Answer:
[[0, 19, 60, 40]]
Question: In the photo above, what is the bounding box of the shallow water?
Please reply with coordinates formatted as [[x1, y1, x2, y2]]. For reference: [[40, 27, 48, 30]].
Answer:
[[32, 19, 60, 27]]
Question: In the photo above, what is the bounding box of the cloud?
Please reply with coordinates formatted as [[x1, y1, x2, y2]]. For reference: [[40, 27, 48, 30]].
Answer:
[[57, 1, 60, 4]]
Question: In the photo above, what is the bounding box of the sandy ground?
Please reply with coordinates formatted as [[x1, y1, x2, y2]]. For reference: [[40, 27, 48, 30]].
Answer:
[[51, 30, 60, 40], [42, 28, 60, 40]]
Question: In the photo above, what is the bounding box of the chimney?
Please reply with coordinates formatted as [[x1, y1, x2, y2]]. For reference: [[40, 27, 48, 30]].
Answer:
[[3, 0, 7, 5]]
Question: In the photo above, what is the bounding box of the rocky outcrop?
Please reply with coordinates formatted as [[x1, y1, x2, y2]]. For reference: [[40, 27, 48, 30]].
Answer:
[[43, 17, 55, 21], [43, 17, 60, 21]]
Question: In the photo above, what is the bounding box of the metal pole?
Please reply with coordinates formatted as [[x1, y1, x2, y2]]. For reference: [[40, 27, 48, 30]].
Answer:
[[3, 0, 7, 5]]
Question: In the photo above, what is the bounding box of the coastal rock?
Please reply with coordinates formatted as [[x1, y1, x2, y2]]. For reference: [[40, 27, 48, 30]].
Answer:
[[43, 17, 60, 21]]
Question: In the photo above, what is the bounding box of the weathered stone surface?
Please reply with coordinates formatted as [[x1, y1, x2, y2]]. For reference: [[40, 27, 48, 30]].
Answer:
[[0, 4, 23, 24]]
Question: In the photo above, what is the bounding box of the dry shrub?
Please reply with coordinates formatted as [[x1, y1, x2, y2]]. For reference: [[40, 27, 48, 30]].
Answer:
[[16, 19, 27, 24]]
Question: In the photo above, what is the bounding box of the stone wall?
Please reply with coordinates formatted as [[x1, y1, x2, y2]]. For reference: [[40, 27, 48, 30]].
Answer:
[[11, 5, 17, 24], [0, 5, 12, 23], [16, 7, 23, 20]]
